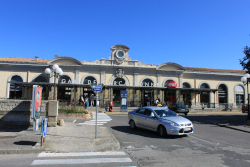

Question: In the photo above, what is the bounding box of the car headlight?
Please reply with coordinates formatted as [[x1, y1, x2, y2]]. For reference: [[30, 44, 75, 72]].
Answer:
[[166, 122, 180, 127]]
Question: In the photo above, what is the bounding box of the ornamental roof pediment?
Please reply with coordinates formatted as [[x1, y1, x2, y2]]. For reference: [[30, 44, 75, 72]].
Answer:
[[47, 56, 82, 66], [157, 62, 186, 71]]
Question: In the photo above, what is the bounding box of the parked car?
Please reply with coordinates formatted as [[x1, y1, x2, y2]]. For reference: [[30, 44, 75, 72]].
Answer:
[[168, 103, 189, 115], [242, 104, 248, 113], [128, 106, 194, 136]]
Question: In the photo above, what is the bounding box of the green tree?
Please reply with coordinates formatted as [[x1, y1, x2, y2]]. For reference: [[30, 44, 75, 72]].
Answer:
[[240, 46, 250, 73]]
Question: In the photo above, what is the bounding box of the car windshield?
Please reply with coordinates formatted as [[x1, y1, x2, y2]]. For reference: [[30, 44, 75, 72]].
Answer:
[[154, 109, 177, 117]]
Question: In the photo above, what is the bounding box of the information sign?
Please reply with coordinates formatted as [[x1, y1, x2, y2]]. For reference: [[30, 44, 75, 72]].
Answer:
[[92, 85, 102, 92]]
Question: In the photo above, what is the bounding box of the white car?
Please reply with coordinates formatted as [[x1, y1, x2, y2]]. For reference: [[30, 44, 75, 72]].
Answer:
[[128, 106, 194, 136]]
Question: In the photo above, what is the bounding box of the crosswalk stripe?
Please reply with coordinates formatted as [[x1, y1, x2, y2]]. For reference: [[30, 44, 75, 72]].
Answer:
[[79, 122, 104, 125], [31, 158, 132, 165], [38, 151, 127, 157]]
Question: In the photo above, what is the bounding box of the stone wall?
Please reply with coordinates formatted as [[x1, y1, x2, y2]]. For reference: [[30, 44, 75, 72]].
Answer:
[[0, 100, 57, 128]]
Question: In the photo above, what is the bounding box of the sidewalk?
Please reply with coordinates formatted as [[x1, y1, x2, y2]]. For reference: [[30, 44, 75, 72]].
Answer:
[[0, 109, 250, 154]]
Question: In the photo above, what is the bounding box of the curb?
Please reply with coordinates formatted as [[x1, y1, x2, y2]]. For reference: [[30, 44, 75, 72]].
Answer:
[[0, 148, 45, 155]]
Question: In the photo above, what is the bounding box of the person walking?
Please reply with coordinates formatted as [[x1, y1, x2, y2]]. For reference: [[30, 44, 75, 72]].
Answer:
[[85, 99, 89, 111], [201, 102, 205, 112]]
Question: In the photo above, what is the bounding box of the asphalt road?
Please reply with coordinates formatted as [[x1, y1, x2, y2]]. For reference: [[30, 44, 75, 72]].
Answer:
[[106, 114, 250, 167]]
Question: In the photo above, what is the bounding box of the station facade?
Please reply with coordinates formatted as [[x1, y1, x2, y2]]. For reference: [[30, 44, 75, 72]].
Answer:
[[0, 44, 247, 109]]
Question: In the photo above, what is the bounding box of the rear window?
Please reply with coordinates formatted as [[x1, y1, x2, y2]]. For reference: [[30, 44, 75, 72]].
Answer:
[[177, 104, 186, 108]]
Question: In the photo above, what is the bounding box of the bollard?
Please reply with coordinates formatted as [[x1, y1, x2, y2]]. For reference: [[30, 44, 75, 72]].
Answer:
[[59, 119, 65, 126]]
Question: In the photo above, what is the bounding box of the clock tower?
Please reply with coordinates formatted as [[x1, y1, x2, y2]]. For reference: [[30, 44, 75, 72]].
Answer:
[[110, 44, 130, 65]]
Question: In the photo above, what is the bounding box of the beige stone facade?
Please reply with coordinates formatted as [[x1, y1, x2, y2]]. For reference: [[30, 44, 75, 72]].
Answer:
[[0, 44, 247, 109]]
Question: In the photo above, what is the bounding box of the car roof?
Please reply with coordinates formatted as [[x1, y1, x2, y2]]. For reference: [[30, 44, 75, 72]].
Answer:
[[138, 106, 167, 110]]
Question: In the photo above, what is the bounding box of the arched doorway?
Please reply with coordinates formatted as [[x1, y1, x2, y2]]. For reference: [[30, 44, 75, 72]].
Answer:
[[9, 75, 23, 99], [83, 76, 97, 106], [200, 83, 210, 105], [218, 84, 228, 103], [58, 75, 72, 101], [113, 78, 126, 107], [164, 80, 177, 104], [141, 79, 154, 106]]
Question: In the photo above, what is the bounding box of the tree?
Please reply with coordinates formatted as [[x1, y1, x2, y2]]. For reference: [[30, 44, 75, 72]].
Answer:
[[240, 46, 250, 73]]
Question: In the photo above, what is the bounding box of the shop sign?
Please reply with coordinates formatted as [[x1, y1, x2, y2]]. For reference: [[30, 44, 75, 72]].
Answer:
[[167, 81, 177, 87]]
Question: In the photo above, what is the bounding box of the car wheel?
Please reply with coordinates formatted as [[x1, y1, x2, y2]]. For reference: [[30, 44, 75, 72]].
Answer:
[[129, 120, 136, 130], [158, 125, 167, 137], [242, 109, 245, 113], [185, 113, 187, 116]]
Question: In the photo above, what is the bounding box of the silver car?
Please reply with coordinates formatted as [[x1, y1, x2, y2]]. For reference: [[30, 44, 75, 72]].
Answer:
[[128, 106, 194, 136]]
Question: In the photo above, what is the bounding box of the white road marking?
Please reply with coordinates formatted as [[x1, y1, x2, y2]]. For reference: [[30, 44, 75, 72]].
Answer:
[[189, 135, 217, 145], [31, 158, 132, 165], [78, 112, 112, 126], [73, 120, 76, 123], [38, 151, 127, 157]]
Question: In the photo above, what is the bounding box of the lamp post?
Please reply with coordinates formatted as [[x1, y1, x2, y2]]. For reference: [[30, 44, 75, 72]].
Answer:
[[45, 64, 63, 100], [241, 73, 250, 126]]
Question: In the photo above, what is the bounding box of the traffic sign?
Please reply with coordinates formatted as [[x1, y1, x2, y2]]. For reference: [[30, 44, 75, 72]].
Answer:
[[92, 85, 102, 92]]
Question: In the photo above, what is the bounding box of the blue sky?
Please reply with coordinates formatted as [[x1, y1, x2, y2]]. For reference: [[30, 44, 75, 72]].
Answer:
[[0, 0, 249, 70]]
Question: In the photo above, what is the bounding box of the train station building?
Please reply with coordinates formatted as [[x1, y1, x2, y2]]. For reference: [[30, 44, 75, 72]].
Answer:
[[0, 44, 247, 109]]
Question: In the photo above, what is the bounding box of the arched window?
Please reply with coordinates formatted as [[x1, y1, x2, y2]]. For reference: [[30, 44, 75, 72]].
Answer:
[[113, 78, 126, 86], [83, 76, 97, 85], [141, 79, 154, 87], [235, 85, 244, 104], [200, 83, 209, 89], [183, 82, 191, 88], [218, 84, 228, 103], [9, 75, 23, 99], [33, 75, 47, 82]]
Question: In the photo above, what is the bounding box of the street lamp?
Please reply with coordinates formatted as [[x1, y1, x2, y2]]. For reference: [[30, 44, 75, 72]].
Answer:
[[45, 64, 63, 100], [241, 73, 250, 126]]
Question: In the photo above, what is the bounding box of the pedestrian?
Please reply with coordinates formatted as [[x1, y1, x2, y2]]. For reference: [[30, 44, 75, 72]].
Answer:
[[154, 98, 159, 105], [147, 97, 150, 106], [202, 102, 205, 111], [85, 99, 89, 111], [80, 95, 84, 106], [90, 94, 94, 107]]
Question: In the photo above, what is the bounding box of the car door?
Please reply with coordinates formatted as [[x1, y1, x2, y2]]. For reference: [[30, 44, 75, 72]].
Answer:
[[134, 109, 146, 127], [142, 109, 159, 131]]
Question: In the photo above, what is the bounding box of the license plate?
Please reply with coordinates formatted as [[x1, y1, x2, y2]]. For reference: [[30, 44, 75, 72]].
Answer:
[[184, 128, 191, 131]]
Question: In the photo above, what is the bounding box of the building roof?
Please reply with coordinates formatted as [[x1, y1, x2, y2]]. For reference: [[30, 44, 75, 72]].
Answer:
[[0, 57, 246, 74]]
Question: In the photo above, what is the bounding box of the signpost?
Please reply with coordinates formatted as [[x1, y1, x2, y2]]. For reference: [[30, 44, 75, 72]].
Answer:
[[40, 117, 48, 146], [91, 84, 102, 139]]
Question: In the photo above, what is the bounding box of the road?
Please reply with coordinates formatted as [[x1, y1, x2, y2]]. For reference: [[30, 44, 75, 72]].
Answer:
[[1, 113, 250, 167], [106, 113, 250, 167]]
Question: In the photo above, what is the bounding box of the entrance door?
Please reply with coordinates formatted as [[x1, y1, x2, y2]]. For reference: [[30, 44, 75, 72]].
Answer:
[[143, 90, 153, 106], [113, 88, 125, 107], [165, 89, 176, 104]]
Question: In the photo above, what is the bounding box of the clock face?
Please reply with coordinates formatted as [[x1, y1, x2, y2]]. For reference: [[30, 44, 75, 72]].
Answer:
[[117, 51, 124, 57]]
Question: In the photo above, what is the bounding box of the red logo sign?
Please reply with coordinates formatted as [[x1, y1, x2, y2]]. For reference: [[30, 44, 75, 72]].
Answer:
[[167, 81, 177, 87]]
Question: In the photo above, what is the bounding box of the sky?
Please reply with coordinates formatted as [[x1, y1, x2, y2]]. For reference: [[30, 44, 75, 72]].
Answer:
[[0, 0, 250, 70]]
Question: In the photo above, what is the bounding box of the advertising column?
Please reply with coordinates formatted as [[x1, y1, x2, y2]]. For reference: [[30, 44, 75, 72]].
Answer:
[[31, 85, 43, 131]]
